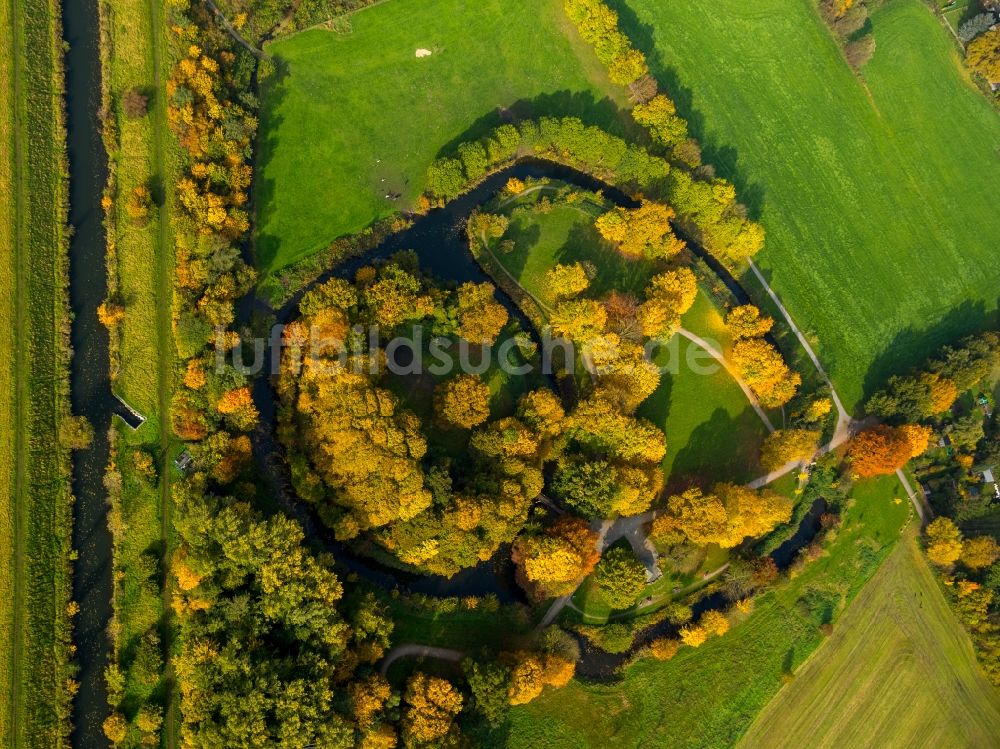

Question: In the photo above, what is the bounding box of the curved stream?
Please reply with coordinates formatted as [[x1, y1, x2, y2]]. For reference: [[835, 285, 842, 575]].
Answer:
[[244, 158, 816, 605], [246, 159, 642, 601]]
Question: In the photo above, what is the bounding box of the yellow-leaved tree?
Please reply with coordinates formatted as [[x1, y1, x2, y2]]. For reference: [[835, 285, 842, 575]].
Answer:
[[434, 374, 491, 429], [595, 200, 685, 260]]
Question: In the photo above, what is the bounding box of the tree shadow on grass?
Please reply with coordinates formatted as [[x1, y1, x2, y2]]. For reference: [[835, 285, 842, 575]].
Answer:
[[667, 406, 764, 491], [496, 218, 541, 288], [556, 221, 656, 296], [860, 299, 997, 406], [604, 0, 766, 219], [252, 57, 292, 272]]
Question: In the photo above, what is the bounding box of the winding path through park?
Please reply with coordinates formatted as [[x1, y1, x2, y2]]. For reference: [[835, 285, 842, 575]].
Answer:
[[380, 644, 465, 676]]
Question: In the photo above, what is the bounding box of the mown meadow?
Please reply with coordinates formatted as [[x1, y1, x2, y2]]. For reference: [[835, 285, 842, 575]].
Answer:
[[739, 527, 1000, 748], [621, 0, 1000, 409]]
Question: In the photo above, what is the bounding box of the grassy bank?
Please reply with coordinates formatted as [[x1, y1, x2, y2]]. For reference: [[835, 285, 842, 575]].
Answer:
[[99, 0, 176, 743], [623, 0, 1000, 409], [739, 525, 1000, 747], [507, 475, 912, 747], [255, 0, 632, 273], [0, 0, 75, 745]]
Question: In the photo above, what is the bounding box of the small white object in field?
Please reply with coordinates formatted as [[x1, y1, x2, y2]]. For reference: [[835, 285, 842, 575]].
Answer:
[[415, 48, 432, 58]]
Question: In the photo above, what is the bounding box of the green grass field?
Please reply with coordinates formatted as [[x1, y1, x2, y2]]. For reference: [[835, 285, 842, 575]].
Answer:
[[738, 528, 1000, 748], [101, 0, 177, 743], [507, 476, 913, 748], [623, 0, 1000, 409], [497, 194, 770, 486], [255, 0, 634, 273], [0, 0, 75, 744]]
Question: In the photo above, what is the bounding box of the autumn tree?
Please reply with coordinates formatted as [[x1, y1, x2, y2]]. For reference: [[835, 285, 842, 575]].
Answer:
[[435, 374, 491, 429], [505, 650, 576, 705], [726, 305, 774, 340], [679, 624, 707, 648], [847, 425, 914, 478], [603, 292, 641, 340], [700, 609, 730, 637], [97, 301, 125, 328], [362, 265, 435, 329], [900, 423, 933, 458], [595, 544, 647, 609], [402, 673, 463, 746], [660, 483, 792, 548], [59, 415, 94, 450], [216, 386, 258, 431], [468, 211, 510, 242], [351, 675, 392, 729], [126, 185, 153, 224], [103, 713, 127, 744], [632, 94, 688, 148], [866, 372, 957, 422], [512, 516, 600, 599], [545, 262, 590, 301], [925, 517, 963, 568], [551, 457, 619, 517], [967, 27, 1000, 84], [456, 281, 509, 344], [290, 369, 431, 529], [122, 87, 149, 118], [648, 638, 680, 661], [463, 659, 511, 727], [595, 200, 685, 260], [802, 397, 833, 423], [637, 267, 698, 339], [550, 298, 607, 343], [589, 336, 661, 413], [731, 337, 801, 408], [517, 388, 565, 438], [759, 428, 820, 472], [961, 535, 1000, 571]]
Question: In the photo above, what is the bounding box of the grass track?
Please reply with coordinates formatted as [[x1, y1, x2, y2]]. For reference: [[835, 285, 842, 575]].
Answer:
[[622, 0, 1000, 409], [101, 0, 177, 743], [739, 528, 1000, 748], [0, 0, 73, 744]]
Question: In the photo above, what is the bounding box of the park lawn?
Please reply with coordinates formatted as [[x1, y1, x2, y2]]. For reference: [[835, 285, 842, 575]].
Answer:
[[641, 293, 768, 488], [738, 526, 1000, 749], [256, 0, 633, 273], [507, 475, 913, 748], [502, 196, 658, 301], [101, 0, 178, 743], [623, 0, 1000, 410], [0, 0, 76, 744], [385, 596, 534, 653]]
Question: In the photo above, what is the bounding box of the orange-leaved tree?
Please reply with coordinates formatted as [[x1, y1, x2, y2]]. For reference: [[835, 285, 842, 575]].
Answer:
[[847, 424, 914, 478]]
